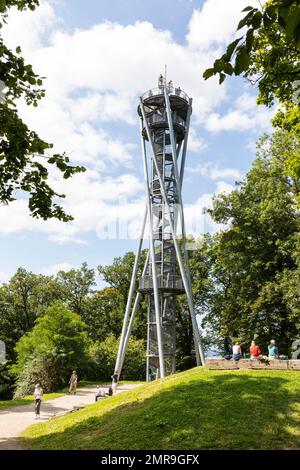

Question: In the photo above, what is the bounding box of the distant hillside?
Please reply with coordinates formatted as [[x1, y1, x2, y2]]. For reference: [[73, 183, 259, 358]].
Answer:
[[22, 368, 300, 450]]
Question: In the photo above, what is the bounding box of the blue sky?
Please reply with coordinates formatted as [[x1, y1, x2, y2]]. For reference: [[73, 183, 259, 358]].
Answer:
[[0, 0, 274, 283]]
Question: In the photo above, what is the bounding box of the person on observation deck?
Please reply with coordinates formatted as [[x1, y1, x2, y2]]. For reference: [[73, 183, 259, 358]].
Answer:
[[158, 74, 164, 89], [167, 80, 173, 93]]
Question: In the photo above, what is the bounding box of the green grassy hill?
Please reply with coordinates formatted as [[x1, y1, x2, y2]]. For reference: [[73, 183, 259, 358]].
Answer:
[[22, 368, 300, 450]]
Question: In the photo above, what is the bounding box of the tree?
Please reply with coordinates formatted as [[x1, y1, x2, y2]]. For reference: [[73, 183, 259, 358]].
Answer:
[[0, 1, 85, 220], [98, 251, 148, 340], [0, 268, 65, 361], [175, 237, 215, 368], [83, 287, 126, 342], [89, 333, 146, 381], [57, 263, 96, 316], [205, 131, 300, 354], [98, 251, 147, 300], [203, 0, 300, 106], [203, 0, 300, 187], [13, 301, 89, 395]]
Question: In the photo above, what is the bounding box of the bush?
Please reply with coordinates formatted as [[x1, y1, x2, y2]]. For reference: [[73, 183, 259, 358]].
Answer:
[[13, 302, 90, 397], [89, 334, 146, 381]]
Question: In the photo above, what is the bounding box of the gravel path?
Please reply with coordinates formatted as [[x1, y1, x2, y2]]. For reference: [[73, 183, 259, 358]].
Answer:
[[0, 384, 140, 450]]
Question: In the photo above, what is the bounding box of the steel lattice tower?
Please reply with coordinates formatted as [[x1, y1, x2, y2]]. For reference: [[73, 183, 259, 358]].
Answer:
[[114, 78, 205, 381]]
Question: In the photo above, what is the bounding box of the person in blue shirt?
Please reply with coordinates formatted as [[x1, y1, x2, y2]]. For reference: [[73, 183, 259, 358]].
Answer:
[[268, 339, 279, 359]]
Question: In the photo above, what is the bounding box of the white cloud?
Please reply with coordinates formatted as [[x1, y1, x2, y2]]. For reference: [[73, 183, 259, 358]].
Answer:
[[187, 161, 243, 181], [3, 1, 228, 129], [188, 127, 207, 152], [187, 0, 261, 49], [215, 181, 235, 194], [184, 193, 216, 235], [204, 93, 275, 133], [40, 262, 75, 276], [0, 1, 269, 244], [0, 171, 144, 243], [0, 271, 10, 284]]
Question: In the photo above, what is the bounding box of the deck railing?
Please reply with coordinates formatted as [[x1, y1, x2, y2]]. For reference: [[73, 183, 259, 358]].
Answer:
[[142, 86, 189, 103]]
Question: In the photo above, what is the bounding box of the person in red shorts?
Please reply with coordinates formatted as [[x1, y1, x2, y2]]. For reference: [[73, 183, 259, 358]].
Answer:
[[250, 340, 261, 360]]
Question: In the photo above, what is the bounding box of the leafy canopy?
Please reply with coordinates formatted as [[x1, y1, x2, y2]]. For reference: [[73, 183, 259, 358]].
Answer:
[[0, 0, 85, 220], [205, 130, 300, 353], [203, 0, 300, 107]]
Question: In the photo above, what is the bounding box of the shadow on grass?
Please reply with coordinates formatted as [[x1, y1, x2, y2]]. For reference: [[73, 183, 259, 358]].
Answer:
[[21, 372, 300, 450]]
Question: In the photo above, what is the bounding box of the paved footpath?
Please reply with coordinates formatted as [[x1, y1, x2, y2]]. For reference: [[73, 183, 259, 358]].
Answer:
[[0, 384, 140, 450]]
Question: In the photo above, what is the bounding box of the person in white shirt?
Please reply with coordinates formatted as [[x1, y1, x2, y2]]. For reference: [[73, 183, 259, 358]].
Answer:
[[95, 385, 106, 402], [232, 342, 242, 361], [33, 384, 43, 419]]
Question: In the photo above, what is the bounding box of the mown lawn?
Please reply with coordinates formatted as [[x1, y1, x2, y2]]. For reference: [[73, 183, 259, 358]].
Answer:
[[21, 368, 300, 450]]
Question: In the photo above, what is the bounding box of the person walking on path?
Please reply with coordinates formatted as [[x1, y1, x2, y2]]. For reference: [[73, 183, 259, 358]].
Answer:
[[69, 370, 78, 395], [33, 384, 43, 419], [250, 340, 261, 360], [268, 339, 279, 360]]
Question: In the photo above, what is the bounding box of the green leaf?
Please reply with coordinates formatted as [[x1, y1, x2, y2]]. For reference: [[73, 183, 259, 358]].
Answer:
[[16, 46, 21, 54], [242, 6, 254, 13], [223, 63, 234, 75], [251, 11, 262, 30], [219, 73, 226, 84], [237, 10, 256, 30], [263, 13, 273, 28], [0, 0, 6, 13], [234, 47, 250, 75], [293, 21, 300, 48], [225, 37, 243, 61], [203, 68, 216, 80], [279, 4, 300, 40], [246, 28, 254, 52]]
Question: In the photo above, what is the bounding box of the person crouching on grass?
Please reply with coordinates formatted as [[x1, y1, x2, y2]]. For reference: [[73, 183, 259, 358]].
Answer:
[[34, 383, 43, 419]]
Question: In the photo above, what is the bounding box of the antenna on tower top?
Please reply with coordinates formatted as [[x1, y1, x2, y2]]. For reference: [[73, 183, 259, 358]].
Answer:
[[164, 64, 167, 84]]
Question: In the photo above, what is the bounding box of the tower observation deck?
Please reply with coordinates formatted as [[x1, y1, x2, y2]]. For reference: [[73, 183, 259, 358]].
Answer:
[[114, 77, 205, 382]]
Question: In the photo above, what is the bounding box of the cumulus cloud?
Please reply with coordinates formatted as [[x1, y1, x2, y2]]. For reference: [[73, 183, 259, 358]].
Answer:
[[0, 0, 267, 244], [40, 262, 75, 276], [187, 161, 243, 181], [0, 271, 10, 284], [204, 93, 275, 133], [187, 0, 261, 49]]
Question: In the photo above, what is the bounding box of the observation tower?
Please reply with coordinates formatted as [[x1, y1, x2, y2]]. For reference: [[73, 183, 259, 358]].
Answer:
[[114, 76, 205, 381]]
